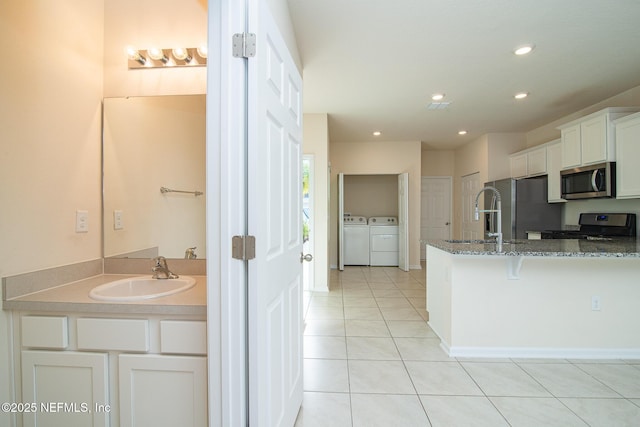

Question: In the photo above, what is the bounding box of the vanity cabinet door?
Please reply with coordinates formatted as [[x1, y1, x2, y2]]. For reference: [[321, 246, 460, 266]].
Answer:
[[119, 354, 207, 427], [21, 350, 109, 427]]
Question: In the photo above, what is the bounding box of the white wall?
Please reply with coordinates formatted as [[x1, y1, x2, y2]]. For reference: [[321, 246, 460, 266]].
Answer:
[[330, 141, 422, 268], [303, 114, 330, 290], [421, 150, 455, 176]]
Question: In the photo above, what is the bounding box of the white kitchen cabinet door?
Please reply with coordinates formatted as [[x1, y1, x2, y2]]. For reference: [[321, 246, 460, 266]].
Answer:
[[561, 124, 581, 169], [21, 350, 109, 427], [546, 141, 565, 203], [580, 114, 609, 165], [615, 113, 640, 199], [527, 146, 547, 176], [119, 354, 207, 427], [509, 153, 527, 178]]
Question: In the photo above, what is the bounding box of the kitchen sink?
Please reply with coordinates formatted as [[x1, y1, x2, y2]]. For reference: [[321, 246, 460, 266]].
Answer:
[[444, 239, 495, 244], [444, 239, 520, 245], [89, 275, 196, 302]]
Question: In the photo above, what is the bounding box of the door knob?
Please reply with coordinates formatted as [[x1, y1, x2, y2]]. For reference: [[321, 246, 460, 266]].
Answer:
[[300, 253, 313, 263], [445, 222, 451, 226]]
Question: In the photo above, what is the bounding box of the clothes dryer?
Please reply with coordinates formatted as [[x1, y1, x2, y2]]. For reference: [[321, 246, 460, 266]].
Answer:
[[343, 216, 370, 265], [368, 217, 399, 266]]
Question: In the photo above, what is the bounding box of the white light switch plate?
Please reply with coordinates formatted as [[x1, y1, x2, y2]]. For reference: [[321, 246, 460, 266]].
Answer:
[[76, 210, 89, 233], [114, 210, 124, 230]]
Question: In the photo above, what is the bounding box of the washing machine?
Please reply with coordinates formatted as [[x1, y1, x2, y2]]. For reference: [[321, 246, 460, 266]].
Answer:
[[368, 217, 399, 266], [343, 216, 370, 265]]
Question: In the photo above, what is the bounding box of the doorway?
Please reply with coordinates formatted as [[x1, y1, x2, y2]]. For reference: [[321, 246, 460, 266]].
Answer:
[[420, 176, 452, 260], [303, 155, 314, 290], [337, 173, 409, 271], [461, 172, 482, 240]]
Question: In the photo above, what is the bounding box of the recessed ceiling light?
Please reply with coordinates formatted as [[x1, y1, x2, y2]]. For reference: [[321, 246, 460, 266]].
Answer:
[[458, 130, 468, 135], [431, 93, 445, 101], [514, 44, 535, 55], [373, 131, 381, 136], [514, 92, 529, 99]]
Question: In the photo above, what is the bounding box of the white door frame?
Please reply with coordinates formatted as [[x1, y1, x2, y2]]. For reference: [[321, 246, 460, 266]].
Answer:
[[207, 0, 249, 426], [338, 173, 345, 270], [398, 173, 410, 271], [303, 155, 315, 290]]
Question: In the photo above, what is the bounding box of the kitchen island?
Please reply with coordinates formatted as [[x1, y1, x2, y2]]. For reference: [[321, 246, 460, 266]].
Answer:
[[425, 239, 640, 359]]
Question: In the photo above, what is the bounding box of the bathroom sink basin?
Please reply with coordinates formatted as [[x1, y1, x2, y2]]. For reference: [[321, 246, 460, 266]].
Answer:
[[89, 275, 196, 302]]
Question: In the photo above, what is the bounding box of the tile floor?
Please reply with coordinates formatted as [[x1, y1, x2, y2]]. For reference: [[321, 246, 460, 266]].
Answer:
[[295, 265, 640, 427]]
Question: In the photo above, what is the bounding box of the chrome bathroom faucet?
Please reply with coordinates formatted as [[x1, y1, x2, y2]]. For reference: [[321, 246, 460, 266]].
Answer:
[[184, 246, 198, 259], [152, 256, 179, 279]]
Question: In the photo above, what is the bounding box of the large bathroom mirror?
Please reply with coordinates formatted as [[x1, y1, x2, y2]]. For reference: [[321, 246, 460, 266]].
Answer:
[[102, 95, 206, 259]]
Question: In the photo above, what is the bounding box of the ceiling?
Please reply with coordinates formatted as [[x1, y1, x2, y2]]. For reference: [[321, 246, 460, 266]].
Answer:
[[287, 0, 640, 149]]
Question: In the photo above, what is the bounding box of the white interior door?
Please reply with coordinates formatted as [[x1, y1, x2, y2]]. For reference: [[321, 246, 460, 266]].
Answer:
[[421, 177, 452, 259], [398, 173, 409, 271], [338, 172, 345, 271], [247, 0, 304, 425], [461, 173, 482, 240]]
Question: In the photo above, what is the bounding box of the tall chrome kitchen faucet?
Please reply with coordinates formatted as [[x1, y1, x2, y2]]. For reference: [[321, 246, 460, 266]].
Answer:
[[474, 186, 503, 252]]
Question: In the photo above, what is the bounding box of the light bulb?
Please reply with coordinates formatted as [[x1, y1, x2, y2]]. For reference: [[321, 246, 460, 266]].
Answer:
[[172, 48, 192, 62], [197, 46, 208, 58], [148, 48, 168, 63], [126, 46, 146, 65]]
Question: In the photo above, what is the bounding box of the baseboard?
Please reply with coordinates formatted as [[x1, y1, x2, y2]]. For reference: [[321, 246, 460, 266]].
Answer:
[[330, 264, 338, 270], [447, 346, 640, 360], [409, 264, 422, 270]]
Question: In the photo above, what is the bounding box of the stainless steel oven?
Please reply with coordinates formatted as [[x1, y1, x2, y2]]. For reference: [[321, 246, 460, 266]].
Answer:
[[561, 162, 615, 199]]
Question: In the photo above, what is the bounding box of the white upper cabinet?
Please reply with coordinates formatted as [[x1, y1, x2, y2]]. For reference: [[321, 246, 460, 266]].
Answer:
[[614, 112, 640, 199], [560, 124, 581, 168], [527, 146, 547, 176], [509, 145, 547, 179], [509, 153, 528, 178], [546, 140, 565, 203], [558, 107, 640, 169]]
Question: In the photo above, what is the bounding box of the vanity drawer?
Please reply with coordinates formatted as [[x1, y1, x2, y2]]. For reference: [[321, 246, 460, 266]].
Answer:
[[21, 316, 68, 349], [160, 320, 207, 355], [77, 318, 149, 352]]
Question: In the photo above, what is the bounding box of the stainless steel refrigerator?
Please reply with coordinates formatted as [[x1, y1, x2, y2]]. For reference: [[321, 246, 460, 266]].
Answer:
[[484, 176, 562, 240]]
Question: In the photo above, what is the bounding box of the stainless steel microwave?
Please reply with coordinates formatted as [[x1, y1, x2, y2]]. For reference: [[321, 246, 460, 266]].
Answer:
[[561, 162, 616, 199]]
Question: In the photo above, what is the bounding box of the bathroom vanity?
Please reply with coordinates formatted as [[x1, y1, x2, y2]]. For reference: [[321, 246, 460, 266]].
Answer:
[[425, 239, 640, 359], [3, 273, 207, 427]]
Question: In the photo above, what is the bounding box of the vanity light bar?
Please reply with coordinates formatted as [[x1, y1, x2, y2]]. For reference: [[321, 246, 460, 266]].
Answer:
[[126, 47, 207, 69]]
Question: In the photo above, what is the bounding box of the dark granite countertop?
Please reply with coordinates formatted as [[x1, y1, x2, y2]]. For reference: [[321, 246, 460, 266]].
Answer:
[[424, 238, 640, 258]]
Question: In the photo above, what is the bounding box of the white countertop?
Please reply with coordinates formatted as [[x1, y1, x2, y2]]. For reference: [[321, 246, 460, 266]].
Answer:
[[3, 274, 207, 316]]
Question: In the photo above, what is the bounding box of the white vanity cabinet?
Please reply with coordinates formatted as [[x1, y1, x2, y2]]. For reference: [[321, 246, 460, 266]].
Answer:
[[614, 112, 640, 199], [21, 350, 109, 427], [15, 313, 207, 427], [558, 107, 639, 169]]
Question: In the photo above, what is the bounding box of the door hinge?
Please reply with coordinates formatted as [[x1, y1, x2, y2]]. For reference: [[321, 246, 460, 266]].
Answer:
[[232, 33, 256, 58], [232, 235, 256, 260]]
